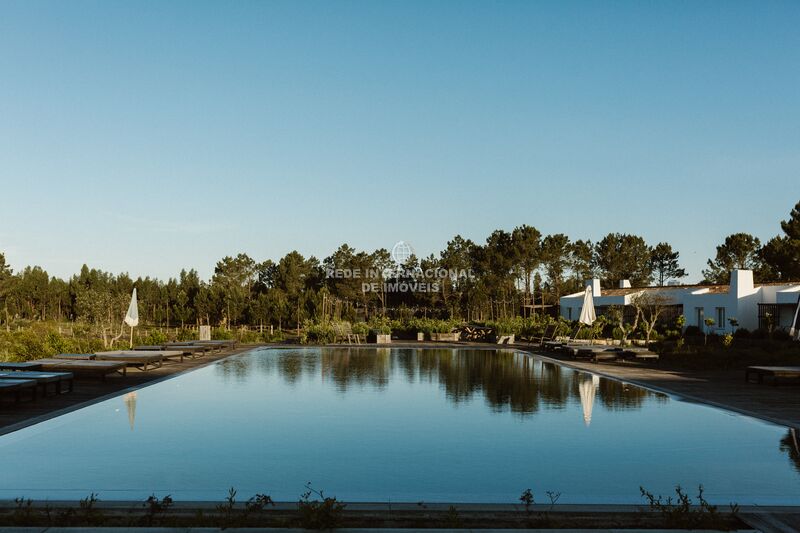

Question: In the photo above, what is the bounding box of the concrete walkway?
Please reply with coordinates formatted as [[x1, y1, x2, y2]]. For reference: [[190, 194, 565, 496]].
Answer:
[[518, 347, 800, 428]]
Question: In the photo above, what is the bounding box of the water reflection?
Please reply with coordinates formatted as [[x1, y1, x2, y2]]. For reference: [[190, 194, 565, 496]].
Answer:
[[780, 428, 800, 473], [215, 347, 665, 417]]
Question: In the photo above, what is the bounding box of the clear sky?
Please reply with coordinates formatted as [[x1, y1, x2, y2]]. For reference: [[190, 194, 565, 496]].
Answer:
[[1, 1, 798, 283]]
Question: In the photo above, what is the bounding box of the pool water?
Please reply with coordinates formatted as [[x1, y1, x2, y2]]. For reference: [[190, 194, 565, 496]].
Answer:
[[1, 347, 798, 504]]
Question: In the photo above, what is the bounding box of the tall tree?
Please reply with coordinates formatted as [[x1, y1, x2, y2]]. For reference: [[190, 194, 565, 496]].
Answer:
[[594, 233, 653, 287], [760, 200, 800, 281], [540, 234, 571, 303], [702, 233, 762, 284], [511, 225, 541, 306], [650, 242, 687, 286]]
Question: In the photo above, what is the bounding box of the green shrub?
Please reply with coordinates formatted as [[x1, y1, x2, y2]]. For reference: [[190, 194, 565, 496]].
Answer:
[[367, 317, 392, 335], [144, 330, 168, 346], [302, 320, 337, 344], [212, 328, 234, 340], [351, 322, 369, 336], [176, 328, 197, 342]]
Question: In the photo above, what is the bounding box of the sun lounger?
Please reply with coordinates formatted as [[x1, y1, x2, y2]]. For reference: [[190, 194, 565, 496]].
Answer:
[[746, 366, 800, 385], [134, 345, 207, 357], [35, 359, 127, 380], [530, 324, 558, 347], [574, 346, 622, 362], [55, 353, 96, 360], [95, 351, 168, 370], [620, 348, 660, 362], [0, 362, 43, 371], [0, 371, 74, 396], [0, 379, 37, 404]]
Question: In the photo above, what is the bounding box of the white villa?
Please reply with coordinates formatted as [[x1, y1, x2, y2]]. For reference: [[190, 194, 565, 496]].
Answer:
[[559, 269, 800, 334]]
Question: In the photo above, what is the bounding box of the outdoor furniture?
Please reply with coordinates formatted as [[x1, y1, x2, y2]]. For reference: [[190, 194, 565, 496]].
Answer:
[[574, 346, 622, 362], [460, 326, 492, 342], [135, 345, 206, 357], [530, 324, 558, 346], [95, 351, 167, 370], [0, 379, 37, 404], [0, 362, 43, 371], [55, 353, 96, 360], [37, 360, 127, 380], [621, 348, 660, 362], [0, 371, 74, 396], [746, 366, 800, 385]]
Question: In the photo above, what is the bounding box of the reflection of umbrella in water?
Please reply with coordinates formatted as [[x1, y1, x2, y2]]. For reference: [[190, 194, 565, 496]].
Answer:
[[579, 374, 600, 426], [123, 391, 137, 431]]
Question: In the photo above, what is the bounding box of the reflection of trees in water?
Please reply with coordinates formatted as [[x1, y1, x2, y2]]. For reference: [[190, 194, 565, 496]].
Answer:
[[235, 348, 660, 415], [320, 348, 391, 392], [215, 356, 252, 382], [780, 428, 800, 473]]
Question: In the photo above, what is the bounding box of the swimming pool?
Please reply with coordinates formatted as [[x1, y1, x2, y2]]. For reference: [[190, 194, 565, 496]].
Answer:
[[1, 347, 797, 504]]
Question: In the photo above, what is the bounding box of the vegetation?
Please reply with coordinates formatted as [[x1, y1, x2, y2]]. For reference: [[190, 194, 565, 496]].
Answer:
[[0, 201, 798, 357], [640, 485, 739, 530]]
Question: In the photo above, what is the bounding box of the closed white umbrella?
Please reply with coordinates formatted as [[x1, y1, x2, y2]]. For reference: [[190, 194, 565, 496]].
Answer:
[[579, 374, 600, 426], [578, 286, 596, 326], [124, 288, 139, 348], [790, 294, 800, 341]]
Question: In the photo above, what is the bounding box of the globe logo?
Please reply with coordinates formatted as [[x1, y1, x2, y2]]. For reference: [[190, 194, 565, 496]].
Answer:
[[391, 241, 414, 264]]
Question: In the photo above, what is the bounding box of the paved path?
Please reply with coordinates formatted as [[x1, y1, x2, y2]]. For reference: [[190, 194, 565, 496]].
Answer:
[[0, 346, 253, 435], [516, 346, 800, 428]]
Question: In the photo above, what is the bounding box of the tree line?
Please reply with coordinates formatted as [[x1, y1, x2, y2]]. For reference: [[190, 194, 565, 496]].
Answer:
[[0, 200, 797, 331]]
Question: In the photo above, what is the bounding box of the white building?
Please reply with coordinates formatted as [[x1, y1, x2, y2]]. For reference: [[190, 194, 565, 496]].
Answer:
[[559, 269, 800, 334]]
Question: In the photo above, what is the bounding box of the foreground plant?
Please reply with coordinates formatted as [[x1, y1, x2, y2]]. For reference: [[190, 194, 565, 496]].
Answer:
[[298, 482, 346, 529], [640, 485, 739, 530]]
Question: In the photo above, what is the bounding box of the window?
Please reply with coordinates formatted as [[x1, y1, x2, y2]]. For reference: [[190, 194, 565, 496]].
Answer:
[[716, 307, 725, 327], [695, 307, 704, 327], [568, 307, 573, 320]]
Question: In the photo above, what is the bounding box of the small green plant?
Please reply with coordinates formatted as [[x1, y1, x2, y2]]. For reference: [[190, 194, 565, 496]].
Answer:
[[78, 493, 104, 526], [519, 488, 535, 511], [722, 333, 733, 347], [640, 484, 737, 529], [11, 497, 35, 525], [545, 490, 561, 511], [703, 318, 715, 345], [215, 486, 238, 527], [143, 494, 173, 525], [444, 505, 463, 528], [298, 482, 346, 529], [245, 493, 275, 513]]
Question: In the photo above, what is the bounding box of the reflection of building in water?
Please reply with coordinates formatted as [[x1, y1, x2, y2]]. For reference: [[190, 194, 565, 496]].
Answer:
[[123, 391, 137, 431], [579, 374, 600, 426]]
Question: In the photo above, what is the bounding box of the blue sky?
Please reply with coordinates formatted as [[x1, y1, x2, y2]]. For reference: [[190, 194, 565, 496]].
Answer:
[[0, 1, 798, 283]]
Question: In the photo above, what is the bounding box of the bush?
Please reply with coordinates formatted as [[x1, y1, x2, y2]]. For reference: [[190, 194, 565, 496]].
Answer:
[[212, 328, 234, 340], [733, 328, 751, 339], [683, 325, 702, 337], [143, 330, 168, 346], [261, 330, 284, 343], [773, 329, 792, 341], [176, 328, 197, 342], [237, 329, 261, 343], [351, 322, 369, 336], [367, 317, 392, 335], [302, 320, 336, 344]]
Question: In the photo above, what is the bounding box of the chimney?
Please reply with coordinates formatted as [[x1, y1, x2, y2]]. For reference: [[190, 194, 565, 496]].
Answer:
[[619, 279, 631, 289], [729, 269, 754, 298], [585, 278, 601, 297]]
